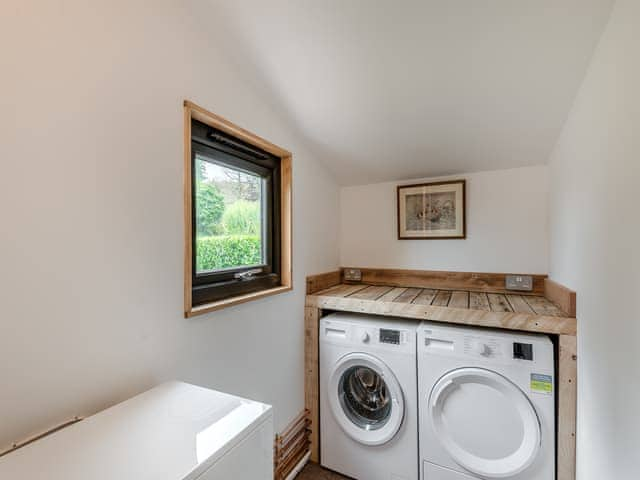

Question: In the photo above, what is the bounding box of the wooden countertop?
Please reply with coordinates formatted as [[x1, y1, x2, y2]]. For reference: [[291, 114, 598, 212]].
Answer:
[[306, 283, 577, 336]]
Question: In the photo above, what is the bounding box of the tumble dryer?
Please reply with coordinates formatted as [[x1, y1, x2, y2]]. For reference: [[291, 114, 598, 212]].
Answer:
[[320, 312, 418, 480], [418, 322, 555, 480]]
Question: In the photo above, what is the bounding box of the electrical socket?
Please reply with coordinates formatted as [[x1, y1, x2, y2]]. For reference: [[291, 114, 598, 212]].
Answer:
[[343, 268, 362, 282], [505, 275, 533, 292]]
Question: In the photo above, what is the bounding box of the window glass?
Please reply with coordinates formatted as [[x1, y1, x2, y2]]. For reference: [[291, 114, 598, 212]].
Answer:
[[194, 154, 264, 274]]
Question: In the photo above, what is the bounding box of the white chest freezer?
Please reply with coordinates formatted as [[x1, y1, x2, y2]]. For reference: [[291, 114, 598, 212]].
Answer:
[[0, 382, 274, 480]]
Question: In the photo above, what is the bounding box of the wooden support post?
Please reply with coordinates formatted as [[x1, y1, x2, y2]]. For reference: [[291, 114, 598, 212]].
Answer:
[[304, 307, 321, 463], [558, 334, 577, 480]]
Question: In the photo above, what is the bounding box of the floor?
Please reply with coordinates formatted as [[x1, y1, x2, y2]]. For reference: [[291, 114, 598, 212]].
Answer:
[[298, 462, 350, 479]]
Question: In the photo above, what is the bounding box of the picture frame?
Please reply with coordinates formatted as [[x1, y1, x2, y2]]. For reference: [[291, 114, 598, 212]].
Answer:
[[397, 180, 466, 239]]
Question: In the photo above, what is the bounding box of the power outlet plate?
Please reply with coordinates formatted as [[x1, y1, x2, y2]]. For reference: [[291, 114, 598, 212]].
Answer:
[[343, 268, 362, 282], [505, 275, 533, 292]]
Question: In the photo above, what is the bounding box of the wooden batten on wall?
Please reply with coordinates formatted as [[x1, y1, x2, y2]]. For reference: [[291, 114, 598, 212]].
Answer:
[[343, 267, 547, 295], [544, 278, 577, 317], [305, 271, 341, 295]]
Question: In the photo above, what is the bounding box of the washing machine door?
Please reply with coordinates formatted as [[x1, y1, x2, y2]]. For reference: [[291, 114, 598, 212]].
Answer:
[[429, 367, 541, 478], [328, 352, 405, 446]]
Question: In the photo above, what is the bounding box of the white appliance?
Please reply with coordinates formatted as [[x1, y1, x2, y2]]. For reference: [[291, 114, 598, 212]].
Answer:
[[418, 322, 555, 480], [320, 312, 418, 480], [0, 382, 274, 480]]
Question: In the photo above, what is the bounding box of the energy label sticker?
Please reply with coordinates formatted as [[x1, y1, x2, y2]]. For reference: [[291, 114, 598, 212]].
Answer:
[[531, 374, 553, 395]]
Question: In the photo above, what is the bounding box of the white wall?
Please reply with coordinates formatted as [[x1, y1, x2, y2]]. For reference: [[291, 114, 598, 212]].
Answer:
[[340, 166, 549, 273], [548, 0, 640, 477], [0, 1, 339, 447]]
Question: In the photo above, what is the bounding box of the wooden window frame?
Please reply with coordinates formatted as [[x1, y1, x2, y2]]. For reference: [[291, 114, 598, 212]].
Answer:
[[191, 121, 281, 304], [184, 101, 292, 317]]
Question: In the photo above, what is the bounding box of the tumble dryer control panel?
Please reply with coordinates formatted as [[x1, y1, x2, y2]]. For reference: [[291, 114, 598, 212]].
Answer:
[[420, 322, 553, 368], [463, 335, 504, 359]]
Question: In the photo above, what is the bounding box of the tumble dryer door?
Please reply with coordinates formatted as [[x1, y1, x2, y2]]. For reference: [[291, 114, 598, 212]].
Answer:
[[428, 368, 541, 478], [328, 352, 405, 446]]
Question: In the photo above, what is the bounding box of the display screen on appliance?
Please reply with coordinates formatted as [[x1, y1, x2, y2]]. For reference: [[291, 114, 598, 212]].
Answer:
[[513, 342, 534, 360], [380, 329, 401, 344]]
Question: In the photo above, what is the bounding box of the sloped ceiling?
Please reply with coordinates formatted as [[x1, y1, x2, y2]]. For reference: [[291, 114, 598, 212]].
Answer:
[[204, 0, 614, 185]]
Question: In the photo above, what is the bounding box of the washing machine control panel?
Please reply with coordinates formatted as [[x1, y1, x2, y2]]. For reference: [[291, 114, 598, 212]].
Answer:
[[321, 318, 415, 352], [379, 328, 401, 345]]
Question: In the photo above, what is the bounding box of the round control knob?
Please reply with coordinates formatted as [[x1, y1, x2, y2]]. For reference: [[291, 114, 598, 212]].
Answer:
[[476, 342, 492, 356], [361, 332, 370, 343]]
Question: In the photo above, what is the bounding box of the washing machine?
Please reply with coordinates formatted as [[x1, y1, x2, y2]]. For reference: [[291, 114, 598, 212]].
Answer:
[[320, 312, 418, 480], [418, 322, 555, 480]]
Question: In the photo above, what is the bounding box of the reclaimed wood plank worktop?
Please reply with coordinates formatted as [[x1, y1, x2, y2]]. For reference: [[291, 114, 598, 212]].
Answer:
[[304, 268, 578, 480], [306, 283, 576, 336]]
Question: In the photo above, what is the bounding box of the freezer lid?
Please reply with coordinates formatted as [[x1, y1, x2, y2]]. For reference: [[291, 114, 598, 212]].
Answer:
[[0, 382, 272, 480]]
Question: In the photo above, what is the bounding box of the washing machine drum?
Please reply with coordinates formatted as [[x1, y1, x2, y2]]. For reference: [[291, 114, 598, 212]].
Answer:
[[429, 367, 542, 478], [329, 353, 405, 446]]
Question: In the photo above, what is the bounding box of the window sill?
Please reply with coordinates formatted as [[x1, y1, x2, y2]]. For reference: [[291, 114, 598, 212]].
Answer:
[[185, 285, 293, 318]]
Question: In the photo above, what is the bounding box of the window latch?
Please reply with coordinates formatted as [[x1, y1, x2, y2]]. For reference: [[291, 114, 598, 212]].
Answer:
[[234, 268, 262, 281]]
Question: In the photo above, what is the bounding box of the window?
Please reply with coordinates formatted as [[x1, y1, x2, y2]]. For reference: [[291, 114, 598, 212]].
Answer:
[[184, 102, 292, 316]]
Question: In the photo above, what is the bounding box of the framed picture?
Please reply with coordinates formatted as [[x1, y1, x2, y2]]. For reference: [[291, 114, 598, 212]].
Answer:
[[397, 180, 466, 239]]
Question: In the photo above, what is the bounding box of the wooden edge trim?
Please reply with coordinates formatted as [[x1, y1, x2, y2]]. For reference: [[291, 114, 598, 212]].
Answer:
[[184, 104, 193, 317], [184, 100, 291, 158], [280, 155, 293, 289], [187, 286, 292, 317], [340, 267, 548, 295], [544, 279, 576, 317], [183, 100, 293, 317], [306, 271, 342, 295], [0, 417, 83, 458], [558, 335, 577, 480]]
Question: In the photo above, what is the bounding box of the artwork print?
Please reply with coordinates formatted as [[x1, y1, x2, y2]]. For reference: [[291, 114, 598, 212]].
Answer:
[[397, 180, 466, 239]]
